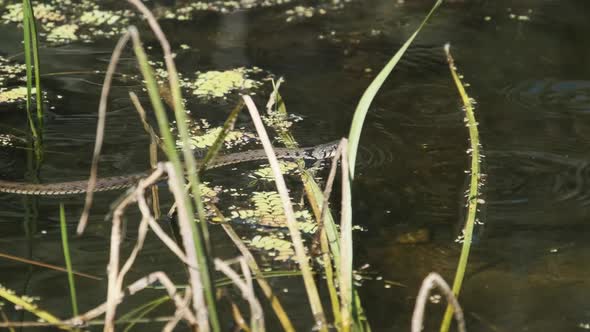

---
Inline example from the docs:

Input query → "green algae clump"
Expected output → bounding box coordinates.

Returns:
[46,23,78,43]
[178,126,254,150]
[0,87,34,104]
[79,9,121,26]
[191,68,259,98]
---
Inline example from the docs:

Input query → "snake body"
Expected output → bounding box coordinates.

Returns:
[0,141,338,196]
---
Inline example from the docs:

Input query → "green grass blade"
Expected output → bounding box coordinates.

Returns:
[59,203,79,317]
[22,0,43,164]
[27,5,43,132]
[347,0,443,178]
[439,44,482,332]
[21,0,38,140]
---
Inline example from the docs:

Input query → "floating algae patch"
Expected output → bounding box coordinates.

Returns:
[0,56,26,88]
[157,0,297,19]
[46,23,78,43]
[284,5,326,22]
[0,87,34,104]
[177,125,257,150]
[283,0,352,23]
[250,161,300,182]
[79,9,123,26]
[229,191,317,233]
[186,67,265,99]
[2,3,65,24]
[0,134,21,147]
[153,65,270,104]
[263,110,303,133]
[250,235,295,262]
[0,0,132,44]
[199,182,222,203]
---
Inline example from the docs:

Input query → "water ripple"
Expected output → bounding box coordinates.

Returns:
[501,79,590,115]
[486,149,590,213]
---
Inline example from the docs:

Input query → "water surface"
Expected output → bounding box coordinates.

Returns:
[1,0,590,331]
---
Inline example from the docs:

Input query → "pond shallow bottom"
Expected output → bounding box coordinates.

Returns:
[1,0,590,330]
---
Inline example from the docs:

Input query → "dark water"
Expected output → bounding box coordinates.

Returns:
[1,0,590,331]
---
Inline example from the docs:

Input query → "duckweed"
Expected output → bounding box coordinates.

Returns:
[2,3,65,24]
[250,235,295,262]
[178,126,256,150]
[0,134,16,147]
[285,5,326,22]
[46,23,78,43]
[251,161,300,181]
[0,56,26,88]
[79,9,121,26]
[158,0,294,19]
[189,68,261,99]
[230,191,317,233]
[0,87,34,103]
[1,0,131,44]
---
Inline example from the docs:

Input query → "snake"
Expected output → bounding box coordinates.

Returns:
[0,141,338,196]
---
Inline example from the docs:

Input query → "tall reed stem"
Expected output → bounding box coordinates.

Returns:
[60,204,79,317]
[439,43,482,332]
[22,0,43,162]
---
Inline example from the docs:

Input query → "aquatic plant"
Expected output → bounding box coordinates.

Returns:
[21,0,43,157]
[0,86,33,103]
[0,0,451,330]
[190,68,261,98]
[439,44,483,332]
[340,0,443,330]
[0,284,69,330]
[59,204,78,317]
[1,1,132,44]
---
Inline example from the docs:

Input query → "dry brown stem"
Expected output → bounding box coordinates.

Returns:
[411,272,466,332]
[78,32,131,235]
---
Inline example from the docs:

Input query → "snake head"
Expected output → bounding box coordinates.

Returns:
[309,140,339,160]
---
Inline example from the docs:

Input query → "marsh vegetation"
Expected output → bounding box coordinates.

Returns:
[0,0,589,331]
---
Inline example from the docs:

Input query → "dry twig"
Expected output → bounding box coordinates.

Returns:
[411,272,466,332]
